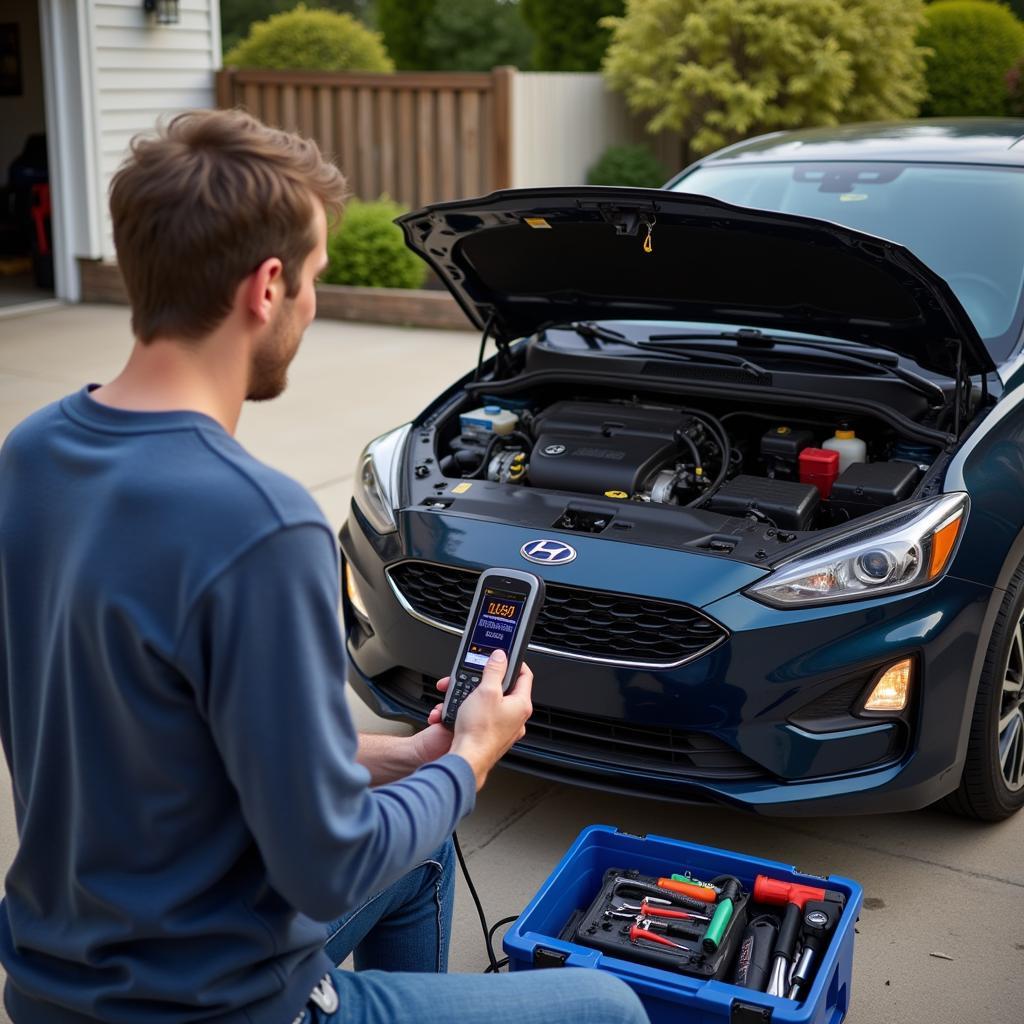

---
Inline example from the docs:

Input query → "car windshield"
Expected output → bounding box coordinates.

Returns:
[671,162,1024,364]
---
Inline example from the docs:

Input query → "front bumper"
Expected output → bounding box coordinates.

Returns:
[341,504,997,816]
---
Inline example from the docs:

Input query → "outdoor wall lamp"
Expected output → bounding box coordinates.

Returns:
[143,0,180,25]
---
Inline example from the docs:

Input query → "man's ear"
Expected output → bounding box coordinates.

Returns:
[245,257,285,326]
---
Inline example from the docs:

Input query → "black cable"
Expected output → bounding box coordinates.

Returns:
[453,830,503,973]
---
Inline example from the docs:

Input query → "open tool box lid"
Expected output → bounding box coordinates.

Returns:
[503,825,863,1024]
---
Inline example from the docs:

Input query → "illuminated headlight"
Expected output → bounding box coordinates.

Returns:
[747,492,968,608]
[352,424,411,535]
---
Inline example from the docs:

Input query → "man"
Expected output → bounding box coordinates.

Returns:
[0,110,647,1024]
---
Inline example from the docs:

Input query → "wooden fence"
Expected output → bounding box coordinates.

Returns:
[215,66,513,208]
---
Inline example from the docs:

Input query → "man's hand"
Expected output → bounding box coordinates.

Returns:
[442,650,533,791]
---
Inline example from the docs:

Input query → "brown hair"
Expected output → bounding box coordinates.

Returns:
[109,108,347,343]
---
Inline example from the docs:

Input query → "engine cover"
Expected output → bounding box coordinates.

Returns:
[529,432,678,496]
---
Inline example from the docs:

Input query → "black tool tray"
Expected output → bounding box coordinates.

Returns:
[559,866,750,980]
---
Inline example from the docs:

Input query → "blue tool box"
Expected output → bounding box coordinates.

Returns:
[504,825,862,1024]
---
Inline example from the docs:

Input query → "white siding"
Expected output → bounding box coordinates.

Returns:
[86,0,221,259]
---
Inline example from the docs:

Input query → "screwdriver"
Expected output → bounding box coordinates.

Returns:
[628,923,693,951]
[657,877,717,903]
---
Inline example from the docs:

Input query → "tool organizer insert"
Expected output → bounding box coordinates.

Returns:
[560,867,750,980]
[504,826,863,1024]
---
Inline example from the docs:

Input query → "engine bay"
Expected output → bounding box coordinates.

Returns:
[434,391,940,536]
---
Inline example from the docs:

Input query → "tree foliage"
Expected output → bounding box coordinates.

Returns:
[601,0,929,159]
[378,0,532,71]
[918,1,1024,115]
[422,0,533,71]
[324,198,427,289]
[220,1,375,56]
[521,0,624,71]
[224,5,393,71]
[376,0,435,70]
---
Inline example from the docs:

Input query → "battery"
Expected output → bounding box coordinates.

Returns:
[708,475,819,531]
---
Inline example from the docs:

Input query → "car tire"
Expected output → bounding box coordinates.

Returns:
[941,559,1024,821]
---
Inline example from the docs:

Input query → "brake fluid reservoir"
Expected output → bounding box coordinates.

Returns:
[823,428,867,472]
[459,405,519,435]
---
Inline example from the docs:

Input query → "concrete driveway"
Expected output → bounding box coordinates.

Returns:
[0,303,1021,1023]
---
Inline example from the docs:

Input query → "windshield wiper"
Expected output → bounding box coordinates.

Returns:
[572,322,771,381]
[642,328,947,407]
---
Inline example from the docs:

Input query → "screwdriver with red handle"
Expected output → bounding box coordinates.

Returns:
[629,923,693,951]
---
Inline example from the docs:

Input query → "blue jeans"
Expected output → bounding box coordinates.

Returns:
[305,838,649,1024]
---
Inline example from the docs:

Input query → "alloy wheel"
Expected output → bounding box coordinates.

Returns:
[999,613,1024,791]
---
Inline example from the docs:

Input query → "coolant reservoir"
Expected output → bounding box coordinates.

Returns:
[823,428,867,472]
[459,405,519,435]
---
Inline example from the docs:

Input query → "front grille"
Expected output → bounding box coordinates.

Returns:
[387,561,727,667]
[375,668,766,781]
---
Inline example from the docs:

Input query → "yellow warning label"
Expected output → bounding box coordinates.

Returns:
[840,193,868,202]
[524,217,552,229]
[452,482,473,494]
[604,490,629,499]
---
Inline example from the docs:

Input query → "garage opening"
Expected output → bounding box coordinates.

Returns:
[0,2,53,310]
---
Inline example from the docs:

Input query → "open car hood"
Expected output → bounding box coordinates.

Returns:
[397,187,994,378]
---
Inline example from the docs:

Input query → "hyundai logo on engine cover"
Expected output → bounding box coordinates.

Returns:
[521,539,577,565]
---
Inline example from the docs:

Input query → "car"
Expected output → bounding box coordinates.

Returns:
[339,118,1024,820]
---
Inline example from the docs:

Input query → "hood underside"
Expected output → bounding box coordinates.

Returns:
[397,187,994,378]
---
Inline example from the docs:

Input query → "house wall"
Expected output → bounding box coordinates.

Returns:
[511,72,686,189]
[83,0,221,259]
[0,0,47,178]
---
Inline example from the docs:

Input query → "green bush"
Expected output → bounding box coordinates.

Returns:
[323,198,427,289]
[918,1,1024,115]
[601,0,929,160]
[521,0,624,71]
[220,1,375,56]
[223,5,393,72]
[586,144,667,187]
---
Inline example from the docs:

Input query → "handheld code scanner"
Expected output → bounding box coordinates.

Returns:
[440,568,545,729]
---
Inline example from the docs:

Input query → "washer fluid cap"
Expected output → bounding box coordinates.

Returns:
[484,405,501,413]
[835,429,855,440]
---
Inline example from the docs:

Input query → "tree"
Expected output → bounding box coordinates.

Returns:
[220,1,375,56]
[521,0,624,71]
[223,5,393,71]
[422,0,533,71]
[376,0,435,70]
[601,0,929,160]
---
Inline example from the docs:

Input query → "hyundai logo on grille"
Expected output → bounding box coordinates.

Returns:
[521,539,577,565]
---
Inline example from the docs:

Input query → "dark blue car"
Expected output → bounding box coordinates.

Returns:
[340,119,1024,820]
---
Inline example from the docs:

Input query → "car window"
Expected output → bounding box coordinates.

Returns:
[671,162,1024,363]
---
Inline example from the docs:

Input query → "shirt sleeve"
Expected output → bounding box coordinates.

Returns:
[173,522,476,921]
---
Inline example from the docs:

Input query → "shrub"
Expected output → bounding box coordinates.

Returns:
[586,144,667,187]
[521,0,624,71]
[1009,57,1024,115]
[918,1,1024,115]
[323,198,427,290]
[223,5,393,72]
[601,0,929,160]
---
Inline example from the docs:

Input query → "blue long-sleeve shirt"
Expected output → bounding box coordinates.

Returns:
[0,387,476,1023]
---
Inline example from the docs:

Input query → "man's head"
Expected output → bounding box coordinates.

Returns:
[109,109,346,399]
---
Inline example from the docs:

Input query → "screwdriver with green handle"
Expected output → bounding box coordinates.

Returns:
[702,876,742,954]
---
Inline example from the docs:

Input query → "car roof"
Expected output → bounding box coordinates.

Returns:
[695,118,1024,167]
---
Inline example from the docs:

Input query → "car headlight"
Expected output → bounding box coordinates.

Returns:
[747,492,968,608]
[353,424,411,535]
